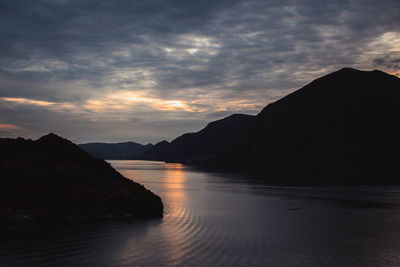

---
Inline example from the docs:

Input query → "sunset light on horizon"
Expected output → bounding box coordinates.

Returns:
[1,0,399,143]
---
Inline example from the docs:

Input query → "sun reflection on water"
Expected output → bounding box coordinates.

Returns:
[163,163,187,204]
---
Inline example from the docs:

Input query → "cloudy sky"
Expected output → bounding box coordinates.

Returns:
[0,0,399,143]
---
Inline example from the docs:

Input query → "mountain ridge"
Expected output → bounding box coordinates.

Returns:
[79,141,153,159]
[141,113,255,163]
[212,68,400,184]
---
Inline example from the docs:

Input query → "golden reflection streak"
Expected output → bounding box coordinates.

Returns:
[112,161,189,265]
[163,163,187,206]
[162,163,191,266]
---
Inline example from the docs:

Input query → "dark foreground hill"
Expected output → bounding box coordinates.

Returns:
[0,133,163,223]
[141,114,255,163]
[213,68,400,184]
[79,142,153,159]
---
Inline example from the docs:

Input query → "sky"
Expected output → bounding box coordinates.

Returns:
[0,0,399,144]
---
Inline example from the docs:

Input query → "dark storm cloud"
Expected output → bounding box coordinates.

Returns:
[373,56,400,70]
[1,0,400,142]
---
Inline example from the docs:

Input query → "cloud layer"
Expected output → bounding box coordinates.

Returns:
[1,0,399,143]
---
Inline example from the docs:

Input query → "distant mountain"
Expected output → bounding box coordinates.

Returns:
[0,133,163,223]
[141,140,171,161]
[213,68,400,184]
[141,114,255,163]
[79,142,153,159]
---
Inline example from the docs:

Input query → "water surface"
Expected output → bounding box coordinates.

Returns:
[2,160,400,266]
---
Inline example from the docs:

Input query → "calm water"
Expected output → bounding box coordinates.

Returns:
[2,160,400,266]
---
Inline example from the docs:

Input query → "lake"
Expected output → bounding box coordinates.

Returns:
[1,160,400,266]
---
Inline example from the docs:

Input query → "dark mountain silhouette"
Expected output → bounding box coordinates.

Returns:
[79,142,153,159]
[141,140,172,161]
[0,133,163,223]
[141,114,255,163]
[213,68,400,184]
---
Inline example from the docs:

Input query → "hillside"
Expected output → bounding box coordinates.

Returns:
[0,133,163,223]
[214,68,400,184]
[141,114,254,163]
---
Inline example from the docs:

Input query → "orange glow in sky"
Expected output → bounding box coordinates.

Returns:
[2,97,55,106]
[0,123,20,130]
[83,90,194,112]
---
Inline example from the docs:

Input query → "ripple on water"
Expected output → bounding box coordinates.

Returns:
[3,160,400,266]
